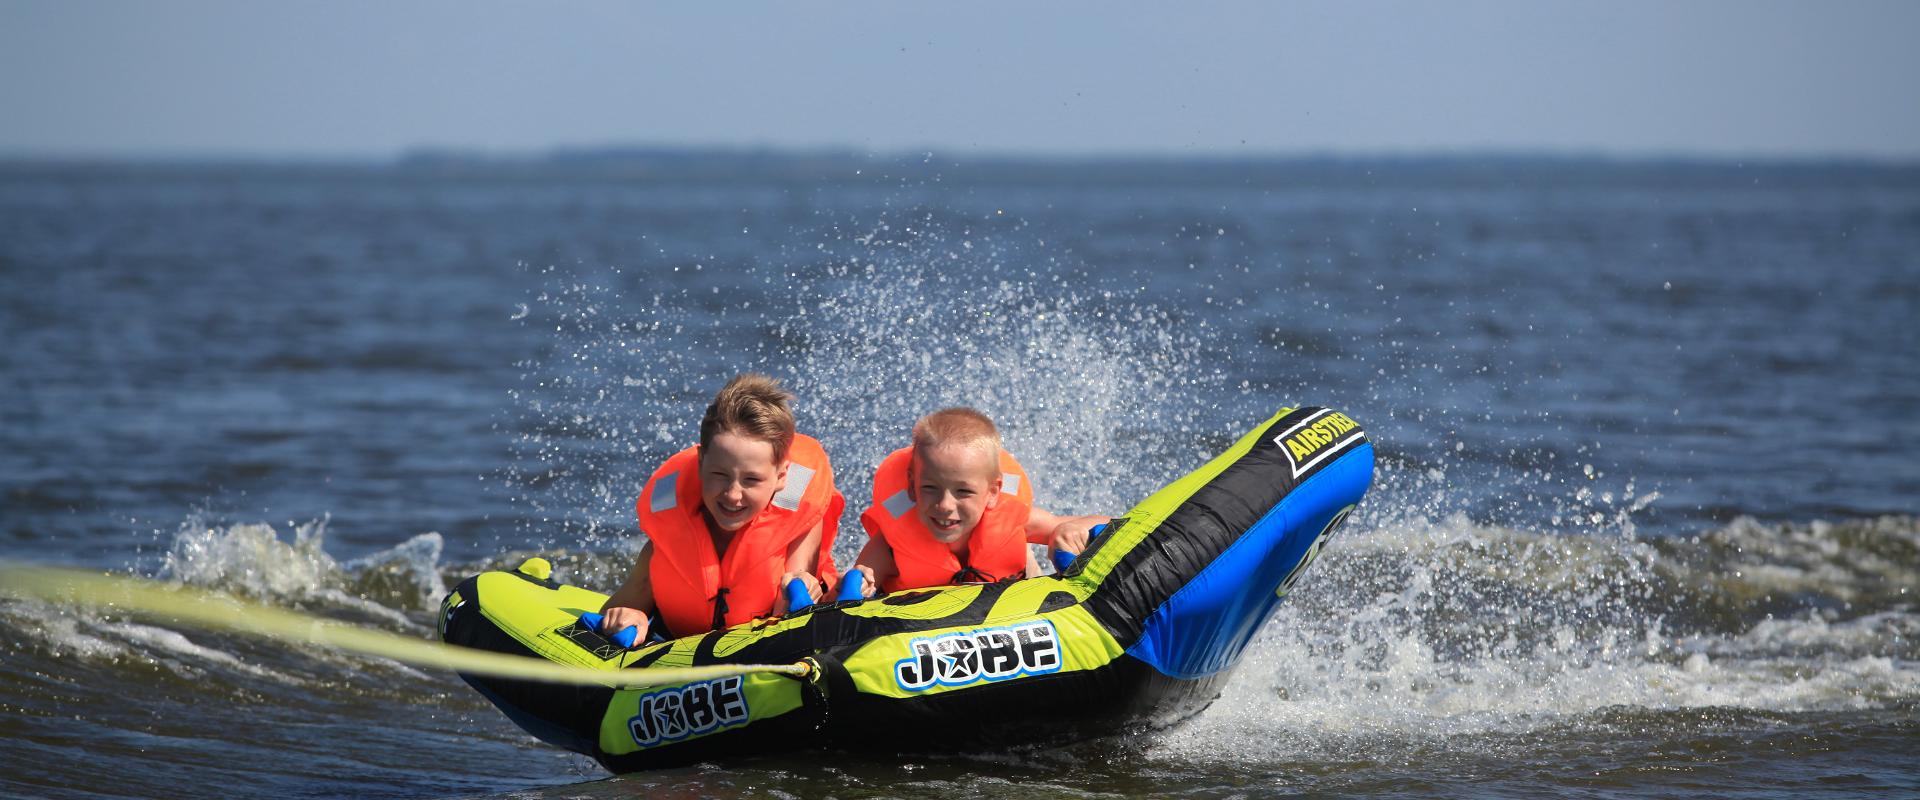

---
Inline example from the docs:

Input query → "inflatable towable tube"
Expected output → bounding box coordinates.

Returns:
[441,406,1373,772]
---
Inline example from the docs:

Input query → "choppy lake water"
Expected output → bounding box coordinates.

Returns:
[2,154,1915,798]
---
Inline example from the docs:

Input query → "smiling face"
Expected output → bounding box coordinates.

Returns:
[909,443,1002,546]
[698,430,789,533]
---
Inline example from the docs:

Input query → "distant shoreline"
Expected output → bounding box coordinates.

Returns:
[4,148,1917,188]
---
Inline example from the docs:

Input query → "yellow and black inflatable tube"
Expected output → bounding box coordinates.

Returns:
[441,406,1374,772]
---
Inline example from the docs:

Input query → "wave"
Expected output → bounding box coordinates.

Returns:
[10,510,1912,711]
[161,515,448,619]
[1141,513,1919,765]
[1652,515,1920,620]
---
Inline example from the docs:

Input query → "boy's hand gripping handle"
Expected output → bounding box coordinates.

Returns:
[577,611,639,649]
[835,569,866,603]
[784,577,815,614]
[1050,548,1078,574]
[1051,522,1109,574]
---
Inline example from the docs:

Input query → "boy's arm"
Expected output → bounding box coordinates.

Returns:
[1023,545,1044,579]
[1026,507,1113,555]
[774,521,825,613]
[845,534,898,599]
[599,542,656,638]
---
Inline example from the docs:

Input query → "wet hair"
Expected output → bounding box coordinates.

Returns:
[911,407,1002,461]
[698,373,796,463]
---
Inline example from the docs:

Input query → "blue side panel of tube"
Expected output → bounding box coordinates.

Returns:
[1124,443,1375,680]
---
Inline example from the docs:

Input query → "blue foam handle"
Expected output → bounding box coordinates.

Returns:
[579,611,638,649]
[611,625,638,649]
[784,577,814,614]
[835,570,866,602]
[1051,548,1078,573]
[1051,522,1110,575]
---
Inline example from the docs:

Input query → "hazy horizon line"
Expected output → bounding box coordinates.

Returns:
[4,142,1919,169]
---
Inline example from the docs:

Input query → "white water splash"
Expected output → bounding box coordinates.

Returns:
[158,516,448,624]
[161,516,341,599]
[1145,513,1920,765]
[505,230,1231,564]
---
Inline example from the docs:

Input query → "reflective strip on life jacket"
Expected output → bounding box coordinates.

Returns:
[772,462,814,512]
[639,434,841,637]
[650,472,679,513]
[860,446,1033,594]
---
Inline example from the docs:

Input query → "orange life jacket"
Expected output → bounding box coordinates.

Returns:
[860,446,1033,593]
[637,433,842,637]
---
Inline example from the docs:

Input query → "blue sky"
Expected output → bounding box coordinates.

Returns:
[4,1,1917,159]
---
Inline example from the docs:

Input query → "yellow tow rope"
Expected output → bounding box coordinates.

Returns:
[0,562,809,688]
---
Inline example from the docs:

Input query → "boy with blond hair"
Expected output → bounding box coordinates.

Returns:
[846,407,1106,596]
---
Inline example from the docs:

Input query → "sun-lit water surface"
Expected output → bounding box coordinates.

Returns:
[1,155,1914,798]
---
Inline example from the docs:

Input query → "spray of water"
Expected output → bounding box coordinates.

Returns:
[491,211,1919,771]
[1145,509,1920,768]
[501,213,1232,571]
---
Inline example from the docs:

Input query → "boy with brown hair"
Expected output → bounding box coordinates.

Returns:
[597,373,843,641]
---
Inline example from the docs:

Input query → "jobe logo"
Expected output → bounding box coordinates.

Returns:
[894,621,1062,691]
[627,675,749,747]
